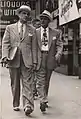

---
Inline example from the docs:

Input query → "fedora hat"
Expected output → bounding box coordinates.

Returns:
[16,5,31,15]
[39,10,52,21]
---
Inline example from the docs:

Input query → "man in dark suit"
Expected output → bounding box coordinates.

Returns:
[36,10,63,111]
[1,5,37,116]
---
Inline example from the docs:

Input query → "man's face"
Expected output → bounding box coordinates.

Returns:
[18,10,30,23]
[33,21,41,28]
[40,16,50,28]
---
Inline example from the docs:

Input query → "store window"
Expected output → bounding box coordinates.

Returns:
[61,25,68,65]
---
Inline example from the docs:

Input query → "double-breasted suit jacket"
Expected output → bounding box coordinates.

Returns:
[2,22,37,68]
[36,26,63,70]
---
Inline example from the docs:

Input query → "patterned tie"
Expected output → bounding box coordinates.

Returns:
[19,24,23,40]
[42,28,48,46]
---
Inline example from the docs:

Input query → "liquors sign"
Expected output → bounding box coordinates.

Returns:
[0,0,30,25]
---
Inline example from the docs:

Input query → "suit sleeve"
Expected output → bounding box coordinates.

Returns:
[32,28,37,64]
[2,25,11,59]
[56,30,63,56]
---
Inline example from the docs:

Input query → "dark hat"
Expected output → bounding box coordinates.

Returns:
[39,10,52,21]
[16,5,31,15]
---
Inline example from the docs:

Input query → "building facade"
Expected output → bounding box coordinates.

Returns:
[58,0,81,76]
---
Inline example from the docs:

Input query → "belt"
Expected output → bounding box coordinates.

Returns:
[41,51,48,54]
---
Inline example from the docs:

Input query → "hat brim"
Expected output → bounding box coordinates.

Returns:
[16,8,31,15]
[39,14,52,21]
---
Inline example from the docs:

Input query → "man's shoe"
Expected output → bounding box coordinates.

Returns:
[40,103,47,112]
[45,102,48,108]
[13,107,20,111]
[24,106,33,116]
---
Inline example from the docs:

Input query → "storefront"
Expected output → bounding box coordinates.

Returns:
[59,0,81,75]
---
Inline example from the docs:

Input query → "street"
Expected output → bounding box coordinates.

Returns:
[0,64,81,119]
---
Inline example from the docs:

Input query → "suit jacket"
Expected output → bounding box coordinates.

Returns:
[2,22,37,68]
[36,26,63,70]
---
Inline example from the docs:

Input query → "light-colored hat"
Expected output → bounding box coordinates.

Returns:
[16,5,31,15]
[39,10,52,21]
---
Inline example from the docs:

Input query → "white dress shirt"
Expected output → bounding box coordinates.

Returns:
[41,26,49,51]
[18,21,26,38]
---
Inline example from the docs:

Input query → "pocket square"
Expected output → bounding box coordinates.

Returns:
[53,36,56,40]
[28,33,33,37]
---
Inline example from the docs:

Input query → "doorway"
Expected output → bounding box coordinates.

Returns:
[68,23,79,75]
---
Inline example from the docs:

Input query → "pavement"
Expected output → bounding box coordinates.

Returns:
[0,64,81,119]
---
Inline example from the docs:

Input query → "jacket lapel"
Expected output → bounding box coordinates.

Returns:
[22,24,28,41]
[48,28,53,50]
[12,22,20,40]
[37,28,42,49]
[21,24,31,42]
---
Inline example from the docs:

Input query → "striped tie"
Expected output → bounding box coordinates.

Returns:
[42,28,48,46]
[20,24,23,40]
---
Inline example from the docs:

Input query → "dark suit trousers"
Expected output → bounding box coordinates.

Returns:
[36,52,48,103]
[45,69,52,97]
[9,53,34,110]
[40,52,53,98]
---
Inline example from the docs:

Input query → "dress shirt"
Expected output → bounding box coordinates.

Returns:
[41,26,49,51]
[18,21,26,38]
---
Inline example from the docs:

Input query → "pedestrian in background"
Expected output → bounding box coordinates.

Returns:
[1,5,37,116]
[32,18,41,29]
[36,10,63,111]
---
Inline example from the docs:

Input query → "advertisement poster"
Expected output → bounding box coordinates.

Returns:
[59,0,81,25]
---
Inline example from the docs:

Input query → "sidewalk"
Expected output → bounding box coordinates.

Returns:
[0,65,81,119]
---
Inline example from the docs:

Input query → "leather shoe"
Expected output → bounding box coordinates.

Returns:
[40,103,47,112]
[13,107,20,111]
[45,102,48,108]
[24,106,33,116]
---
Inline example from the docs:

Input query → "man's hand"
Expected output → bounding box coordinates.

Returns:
[1,57,9,67]
[55,53,61,61]
[33,63,37,71]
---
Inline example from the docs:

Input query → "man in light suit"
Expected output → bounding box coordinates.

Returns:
[1,5,37,116]
[36,10,63,111]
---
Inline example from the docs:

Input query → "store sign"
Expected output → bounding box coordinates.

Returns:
[59,0,81,25]
[52,9,59,18]
[0,0,30,25]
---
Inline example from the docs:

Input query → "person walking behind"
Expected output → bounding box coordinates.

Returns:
[36,10,63,109]
[1,5,37,116]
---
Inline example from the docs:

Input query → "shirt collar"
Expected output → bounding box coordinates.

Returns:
[18,21,22,27]
[41,26,49,32]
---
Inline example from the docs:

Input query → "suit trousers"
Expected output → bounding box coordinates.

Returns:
[36,52,48,103]
[40,52,53,99]
[45,69,52,97]
[9,53,34,110]
[9,68,20,108]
